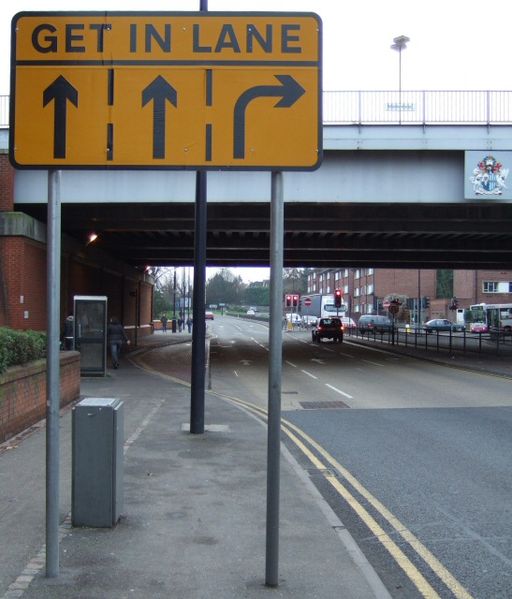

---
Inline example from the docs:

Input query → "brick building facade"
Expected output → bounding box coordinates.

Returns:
[308,267,512,322]
[0,153,154,339]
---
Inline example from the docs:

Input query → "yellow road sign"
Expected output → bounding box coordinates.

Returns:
[10,12,322,170]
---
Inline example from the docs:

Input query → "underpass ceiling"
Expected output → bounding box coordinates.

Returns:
[17,201,512,270]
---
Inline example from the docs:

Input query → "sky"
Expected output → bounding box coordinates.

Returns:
[3,0,512,283]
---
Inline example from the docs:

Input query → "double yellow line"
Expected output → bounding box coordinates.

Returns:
[216,392,474,599]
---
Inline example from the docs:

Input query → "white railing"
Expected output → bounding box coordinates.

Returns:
[323,90,512,125]
[2,91,512,128]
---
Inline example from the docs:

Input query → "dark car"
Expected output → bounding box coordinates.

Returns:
[358,314,393,334]
[312,317,344,343]
[423,318,464,333]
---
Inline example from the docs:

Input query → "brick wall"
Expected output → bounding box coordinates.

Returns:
[0,351,81,443]
[0,154,14,212]
[0,237,47,330]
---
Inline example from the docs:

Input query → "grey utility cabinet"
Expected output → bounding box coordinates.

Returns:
[72,398,124,527]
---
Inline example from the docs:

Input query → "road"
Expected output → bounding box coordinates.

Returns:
[209,315,512,599]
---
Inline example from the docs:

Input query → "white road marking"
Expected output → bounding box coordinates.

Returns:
[362,359,385,367]
[325,383,353,399]
[311,358,325,364]
[233,370,239,377]
[301,369,318,380]
[285,361,297,368]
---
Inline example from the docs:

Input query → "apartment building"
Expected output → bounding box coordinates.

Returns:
[307,268,512,321]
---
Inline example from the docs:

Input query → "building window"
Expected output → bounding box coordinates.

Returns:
[368,284,374,294]
[355,269,360,279]
[483,281,498,293]
[354,287,360,297]
[367,268,374,276]
[344,284,349,294]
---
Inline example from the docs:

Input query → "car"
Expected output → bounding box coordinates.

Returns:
[423,318,464,333]
[312,317,344,343]
[302,314,318,327]
[285,312,302,325]
[246,309,256,315]
[205,311,214,320]
[470,321,488,333]
[358,314,393,334]
[340,316,356,330]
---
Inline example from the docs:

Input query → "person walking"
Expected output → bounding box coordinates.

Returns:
[161,314,168,333]
[107,317,130,369]
[186,316,192,333]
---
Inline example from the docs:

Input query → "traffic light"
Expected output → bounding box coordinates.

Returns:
[285,294,292,308]
[292,294,299,308]
[423,296,430,308]
[334,289,343,308]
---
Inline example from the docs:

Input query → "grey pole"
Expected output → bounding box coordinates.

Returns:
[266,171,284,587]
[46,169,61,577]
[190,170,207,434]
[190,0,208,434]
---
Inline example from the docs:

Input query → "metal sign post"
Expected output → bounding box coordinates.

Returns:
[266,171,284,587]
[46,169,61,577]
[189,0,208,435]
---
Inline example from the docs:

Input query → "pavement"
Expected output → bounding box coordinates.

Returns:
[1,326,510,599]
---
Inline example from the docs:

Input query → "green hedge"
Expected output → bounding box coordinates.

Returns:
[0,328,47,375]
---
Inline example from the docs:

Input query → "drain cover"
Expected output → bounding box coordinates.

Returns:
[299,400,349,409]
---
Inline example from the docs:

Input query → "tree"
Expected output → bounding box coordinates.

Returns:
[283,268,310,294]
[243,283,269,307]
[206,269,244,305]
[436,269,453,298]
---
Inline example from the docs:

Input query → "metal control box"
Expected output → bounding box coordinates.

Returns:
[72,398,124,527]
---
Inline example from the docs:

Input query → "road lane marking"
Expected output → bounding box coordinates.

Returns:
[251,337,269,351]
[325,383,353,399]
[282,426,442,599]
[283,420,475,599]
[285,360,297,368]
[338,351,356,358]
[301,369,318,380]
[204,390,474,599]
[233,370,239,377]
[362,359,385,367]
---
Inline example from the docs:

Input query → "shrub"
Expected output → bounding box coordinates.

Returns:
[0,328,47,374]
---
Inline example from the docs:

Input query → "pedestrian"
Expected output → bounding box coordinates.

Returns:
[107,317,130,369]
[62,314,74,350]
[161,314,168,333]
[186,316,192,333]
[178,316,184,332]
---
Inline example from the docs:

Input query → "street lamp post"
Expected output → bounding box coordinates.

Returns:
[390,35,410,123]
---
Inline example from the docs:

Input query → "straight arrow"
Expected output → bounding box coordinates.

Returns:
[142,76,178,159]
[233,75,305,159]
[43,76,78,159]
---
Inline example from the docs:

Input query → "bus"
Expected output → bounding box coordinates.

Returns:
[468,303,512,333]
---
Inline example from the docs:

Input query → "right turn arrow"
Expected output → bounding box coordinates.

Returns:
[233,75,305,159]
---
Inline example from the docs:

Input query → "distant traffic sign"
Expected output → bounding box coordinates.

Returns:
[10,12,322,170]
[303,297,312,307]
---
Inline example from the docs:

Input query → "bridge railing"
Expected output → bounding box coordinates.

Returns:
[2,91,512,128]
[323,90,512,125]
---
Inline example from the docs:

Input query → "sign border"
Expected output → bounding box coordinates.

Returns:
[9,11,323,172]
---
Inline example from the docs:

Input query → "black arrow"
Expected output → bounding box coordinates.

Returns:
[142,76,178,159]
[43,76,78,159]
[233,75,305,159]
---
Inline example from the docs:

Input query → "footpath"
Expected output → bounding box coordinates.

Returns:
[0,330,390,599]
